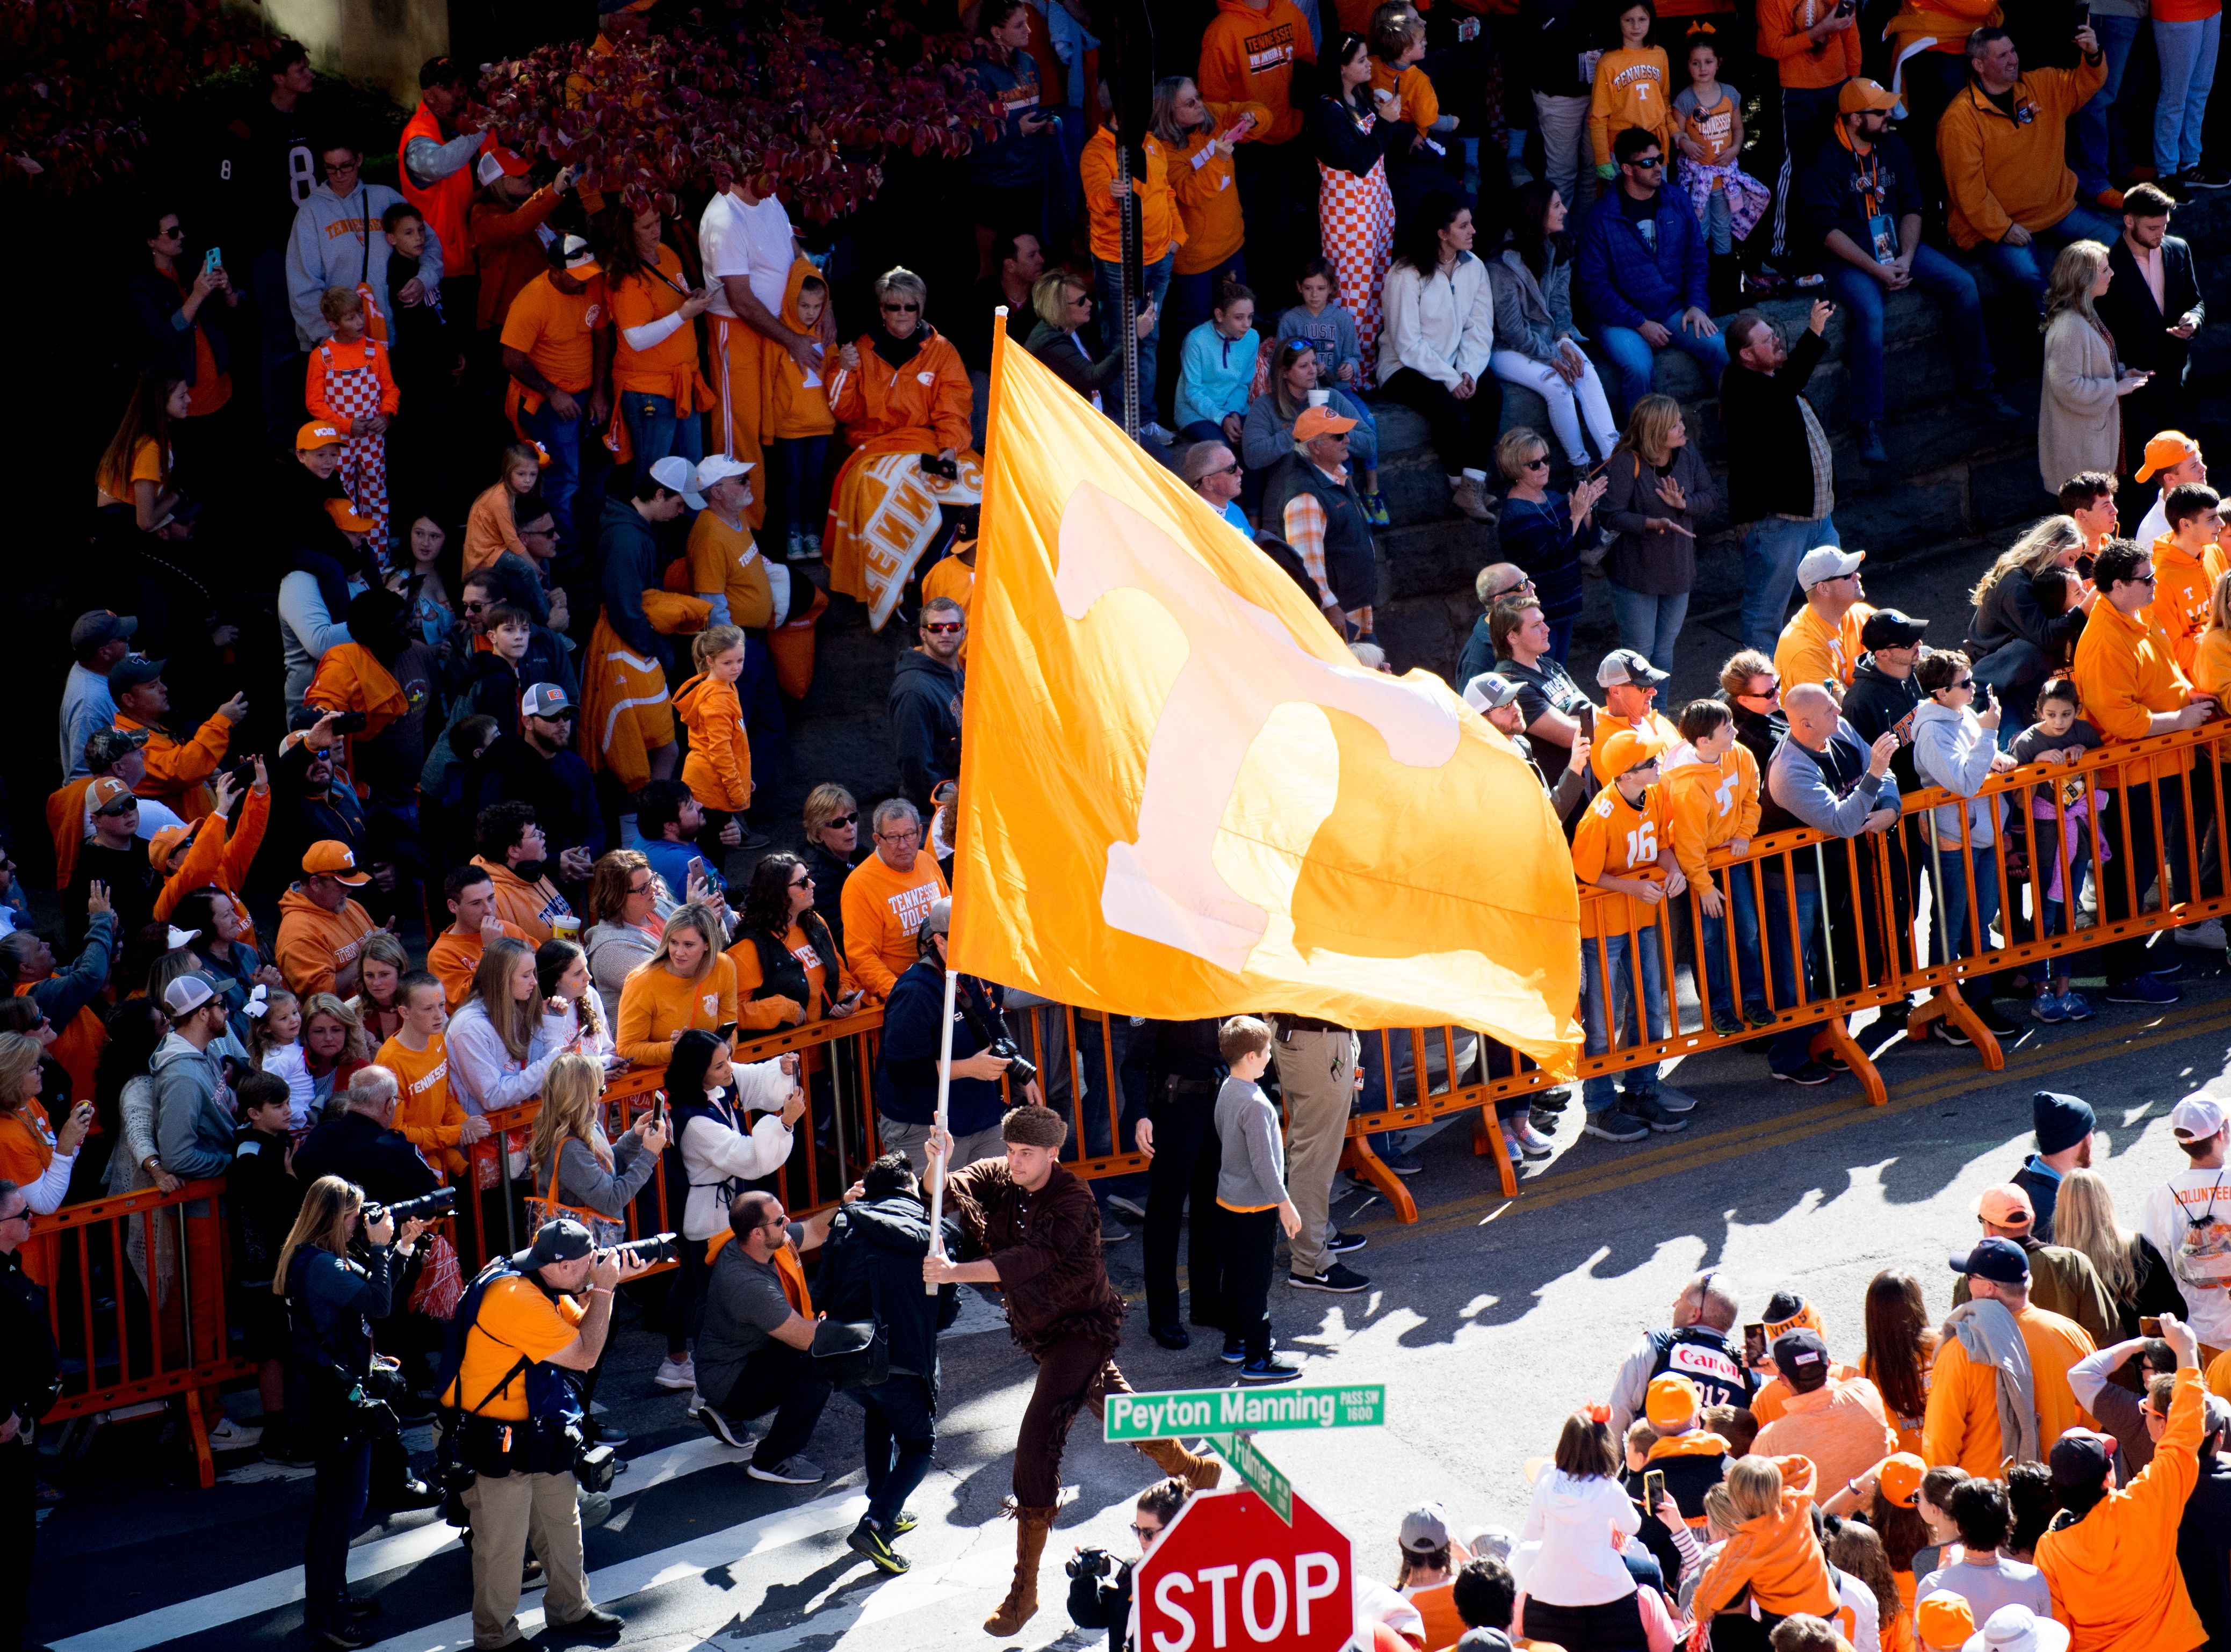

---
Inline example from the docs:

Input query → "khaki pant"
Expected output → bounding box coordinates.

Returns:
[1273,1025,1358,1280]
[463,1469,589,1648]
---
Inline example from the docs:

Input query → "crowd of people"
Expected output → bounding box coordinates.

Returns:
[9,0,2231,1647]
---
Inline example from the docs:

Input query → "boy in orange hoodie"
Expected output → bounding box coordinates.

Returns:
[1663,699,1767,1035]
[765,262,837,562]
[674,625,754,849]
[306,285,401,547]
[2148,483,2225,678]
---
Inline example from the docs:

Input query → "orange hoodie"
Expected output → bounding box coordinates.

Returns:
[840,852,949,1002]
[1197,0,1318,145]
[116,709,232,821]
[427,918,531,1009]
[305,644,413,797]
[1082,126,1185,265]
[1756,0,1864,89]
[674,670,753,815]
[1663,743,1763,886]
[273,886,378,999]
[1168,100,1272,276]
[1938,57,2107,249]
[2037,1366,2207,1652]
[1689,1455,1839,1626]
[2147,531,2226,679]
[2071,589,2198,790]
[377,1031,467,1177]
[767,258,836,441]
[153,781,268,949]
[1590,47,1676,164]
[469,854,573,945]
[614,954,739,1067]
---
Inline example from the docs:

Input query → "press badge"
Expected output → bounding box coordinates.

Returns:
[1868,213,1897,264]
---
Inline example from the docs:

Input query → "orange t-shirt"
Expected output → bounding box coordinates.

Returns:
[376,1032,466,1177]
[1572,781,1673,940]
[609,245,703,397]
[95,436,165,511]
[499,272,606,393]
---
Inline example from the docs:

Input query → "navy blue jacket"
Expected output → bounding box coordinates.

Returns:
[1576,186,1709,330]
[1796,131,1923,257]
[874,960,1008,1134]
[130,266,232,388]
[596,496,665,661]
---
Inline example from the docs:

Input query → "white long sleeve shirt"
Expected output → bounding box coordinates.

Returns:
[678,1062,799,1240]
[1376,253,1496,391]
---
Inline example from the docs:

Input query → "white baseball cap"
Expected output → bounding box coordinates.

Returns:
[695,454,755,492]
[1963,1605,2070,1652]
[2173,1093,2229,1142]
[1797,546,1866,590]
[162,973,218,1017]
[649,455,704,511]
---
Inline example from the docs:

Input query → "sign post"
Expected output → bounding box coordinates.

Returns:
[1132,1487,1356,1652]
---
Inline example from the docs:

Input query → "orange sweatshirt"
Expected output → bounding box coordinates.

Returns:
[1082,127,1185,265]
[1571,781,1672,940]
[463,482,524,574]
[674,671,753,814]
[1197,0,1318,145]
[840,853,950,1002]
[305,336,400,433]
[376,1031,467,1177]
[1938,57,2107,249]
[116,710,232,821]
[1591,47,1676,163]
[768,258,837,440]
[272,886,377,999]
[614,954,739,1067]
[469,854,573,945]
[1663,743,1764,885]
[153,781,267,948]
[2147,532,2226,678]
[1168,100,1272,276]
[726,919,861,1028]
[427,919,531,1010]
[1370,60,1441,142]
[1756,0,1865,89]
[1690,1455,1839,1622]
[2036,1366,2207,1652]
[1883,0,2002,68]
[1777,602,1875,695]
[1921,1303,2097,1474]
[2193,626,2231,706]
[2072,591,2198,789]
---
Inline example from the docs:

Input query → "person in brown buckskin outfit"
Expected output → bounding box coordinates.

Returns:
[922,1104,1221,1636]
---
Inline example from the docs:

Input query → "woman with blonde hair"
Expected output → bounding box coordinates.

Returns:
[2055,1165,2182,1338]
[277,1173,424,1643]
[1965,514,2092,726]
[348,931,413,1045]
[445,936,558,1114]
[1600,392,1716,673]
[0,1031,92,1287]
[801,784,867,947]
[2038,241,2146,491]
[301,992,373,1117]
[583,848,667,1025]
[615,903,738,1067]
[526,1051,668,1246]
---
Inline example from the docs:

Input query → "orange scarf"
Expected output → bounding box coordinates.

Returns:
[703,1227,815,1317]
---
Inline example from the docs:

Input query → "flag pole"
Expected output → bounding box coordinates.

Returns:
[925,957,959,1294]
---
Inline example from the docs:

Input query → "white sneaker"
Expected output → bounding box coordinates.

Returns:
[655,1356,696,1392]
[207,1416,263,1450]
[1139,421,1178,446]
[1504,1120,1555,1159]
[2177,918,2227,948]
[686,1388,704,1417]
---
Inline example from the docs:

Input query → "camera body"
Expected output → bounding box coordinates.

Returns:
[575,1440,618,1494]
[986,1034,1038,1088]
[1066,1545,1113,1582]
[362,1186,459,1228]
[612,1231,678,1266]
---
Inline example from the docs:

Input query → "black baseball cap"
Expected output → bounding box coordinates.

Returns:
[110,656,168,694]
[1772,1329,1832,1393]
[1860,608,1929,650]
[2048,1428,2114,1491]
[521,1218,594,1268]
[1950,1236,2031,1286]
[70,610,137,655]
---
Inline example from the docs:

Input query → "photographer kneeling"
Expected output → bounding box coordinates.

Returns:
[439,1219,648,1649]
[279,1174,430,1651]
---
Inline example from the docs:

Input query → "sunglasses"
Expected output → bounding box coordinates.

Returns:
[881,300,921,313]
[824,811,859,828]
[157,222,185,239]
[627,878,654,895]
[923,620,964,635]
[1629,155,1665,170]
[1202,458,1243,479]
[95,801,140,817]
[789,875,813,890]
[1522,457,1551,470]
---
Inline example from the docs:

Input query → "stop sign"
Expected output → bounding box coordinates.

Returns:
[1133,1486,1357,1652]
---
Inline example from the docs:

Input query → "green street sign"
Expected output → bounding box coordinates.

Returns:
[1216,1432,1293,1524]
[1103,1384,1387,1443]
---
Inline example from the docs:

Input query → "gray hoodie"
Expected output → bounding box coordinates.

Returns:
[1911,698,2004,849]
[151,1031,235,1182]
[284,179,443,349]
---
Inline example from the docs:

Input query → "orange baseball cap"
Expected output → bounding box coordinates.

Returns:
[296,422,345,451]
[1838,78,1900,113]
[2137,430,2200,482]
[1974,1182,2035,1229]
[1645,1373,1701,1430]
[1294,405,1359,443]
[1599,728,1663,778]
[149,823,194,866]
[302,840,371,885]
[1916,1592,1976,1651]
[1877,1451,1926,1508]
[88,777,138,813]
[324,497,378,534]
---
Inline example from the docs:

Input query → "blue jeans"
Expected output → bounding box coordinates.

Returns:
[770,433,830,540]
[1968,202,2124,313]
[1929,840,2001,970]
[520,393,600,553]
[739,628,784,811]
[620,389,705,474]
[2074,14,2145,194]
[1740,514,1839,654]
[1764,870,1823,1072]
[2155,14,2223,178]
[1607,584,1689,675]
[1597,314,1731,417]
[1580,929,1668,1106]
[1825,245,1995,424]
[1547,615,1576,666]
[1093,249,1175,420]
[1698,868,1766,1027]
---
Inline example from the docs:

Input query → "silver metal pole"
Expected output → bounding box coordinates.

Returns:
[925,966,960,1294]
[1117,142,1141,437]
[1813,843,1839,1001]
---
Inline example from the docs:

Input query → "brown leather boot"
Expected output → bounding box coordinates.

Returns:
[1136,1436,1223,1491]
[983,1503,1057,1636]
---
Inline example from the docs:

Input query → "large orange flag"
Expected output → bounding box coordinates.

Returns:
[950,326,1581,1066]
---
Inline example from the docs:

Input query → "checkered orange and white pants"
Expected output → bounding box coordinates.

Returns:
[321,360,389,552]
[1318,155,1396,365]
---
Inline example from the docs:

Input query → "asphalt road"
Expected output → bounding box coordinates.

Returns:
[31,538,2229,1652]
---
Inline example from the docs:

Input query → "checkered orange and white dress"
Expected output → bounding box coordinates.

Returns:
[1318,112,1397,364]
